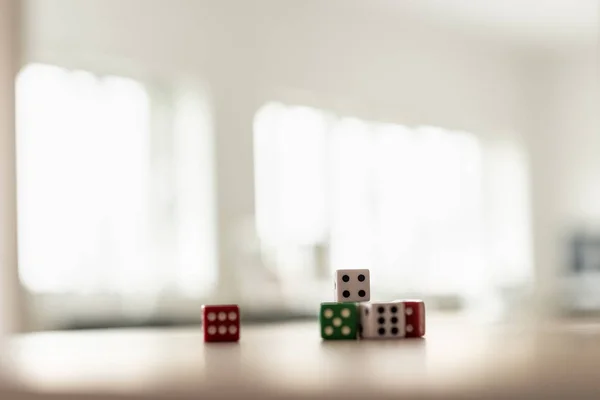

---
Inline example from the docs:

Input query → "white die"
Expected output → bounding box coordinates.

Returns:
[334,269,370,302]
[359,302,405,339]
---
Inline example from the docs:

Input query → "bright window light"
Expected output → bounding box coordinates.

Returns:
[16,64,216,299]
[253,102,532,298]
[17,64,151,294]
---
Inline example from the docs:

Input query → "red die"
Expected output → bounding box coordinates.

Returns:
[202,304,240,342]
[396,300,425,338]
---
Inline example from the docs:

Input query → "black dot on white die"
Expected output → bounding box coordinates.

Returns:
[378,327,385,336]
[358,290,366,297]
[343,290,350,298]
[391,327,399,335]
[358,274,365,282]
[364,308,369,316]
[377,306,385,314]
[378,317,385,324]
[342,275,350,282]
[391,306,398,313]
[391,316,398,324]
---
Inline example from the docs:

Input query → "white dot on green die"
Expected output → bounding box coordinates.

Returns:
[341,308,351,318]
[323,308,334,319]
[324,326,334,336]
[341,326,351,336]
[333,317,342,327]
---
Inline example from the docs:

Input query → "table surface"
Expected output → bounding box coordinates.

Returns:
[1,316,600,400]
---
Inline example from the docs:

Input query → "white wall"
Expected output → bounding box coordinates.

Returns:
[0,0,21,337]
[522,45,599,314]
[25,0,522,132]
[22,0,526,300]
[550,50,600,222]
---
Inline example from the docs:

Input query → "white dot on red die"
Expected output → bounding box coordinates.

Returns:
[406,324,413,333]
[406,307,413,316]
[218,325,227,335]
[228,325,238,334]
[323,308,333,319]
[341,308,351,318]
[218,312,227,321]
[207,312,216,321]
[208,326,217,335]
[228,312,237,321]
[333,317,342,327]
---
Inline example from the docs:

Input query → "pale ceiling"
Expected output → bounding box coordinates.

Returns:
[394,0,598,46]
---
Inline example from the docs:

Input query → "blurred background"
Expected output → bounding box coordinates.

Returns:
[3,0,599,331]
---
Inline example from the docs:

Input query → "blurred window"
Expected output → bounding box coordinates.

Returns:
[16,64,216,327]
[254,102,532,302]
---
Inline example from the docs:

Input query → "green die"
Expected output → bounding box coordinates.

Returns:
[320,302,358,340]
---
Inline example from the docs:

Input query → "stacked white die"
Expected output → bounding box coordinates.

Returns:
[334,268,424,339]
[334,269,371,302]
